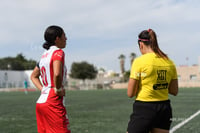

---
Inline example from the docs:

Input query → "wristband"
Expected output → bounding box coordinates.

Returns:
[54,87,62,92]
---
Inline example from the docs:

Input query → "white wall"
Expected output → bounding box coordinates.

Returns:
[0,70,34,88]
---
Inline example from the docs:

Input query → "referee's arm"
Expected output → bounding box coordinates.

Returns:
[168,79,178,96]
[127,78,139,98]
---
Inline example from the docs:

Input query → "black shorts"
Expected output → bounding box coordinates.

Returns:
[127,100,172,133]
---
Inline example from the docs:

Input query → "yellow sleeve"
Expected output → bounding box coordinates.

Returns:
[130,58,141,80]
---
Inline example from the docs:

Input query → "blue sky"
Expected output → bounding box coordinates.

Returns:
[1,0,200,72]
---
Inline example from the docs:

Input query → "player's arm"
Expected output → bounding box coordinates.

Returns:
[168,79,178,96]
[53,60,65,96]
[30,66,43,90]
[127,78,139,98]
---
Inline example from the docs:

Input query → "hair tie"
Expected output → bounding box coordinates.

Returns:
[148,29,152,32]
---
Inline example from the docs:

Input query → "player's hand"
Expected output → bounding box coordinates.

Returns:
[54,87,65,96]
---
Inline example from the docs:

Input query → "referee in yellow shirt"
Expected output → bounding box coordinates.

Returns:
[127,29,178,133]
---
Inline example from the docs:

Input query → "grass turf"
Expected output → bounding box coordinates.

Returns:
[0,88,200,133]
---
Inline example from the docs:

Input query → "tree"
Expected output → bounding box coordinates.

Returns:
[70,61,98,81]
[99,67,106,73]
[16,53,26,62]
[118,54,126,74]
[130,53,136,66]
[124,70,130,82]
[0,53,36,70]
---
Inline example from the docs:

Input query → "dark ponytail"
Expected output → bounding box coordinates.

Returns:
[138,29,168,59]
[42,25,64,50]
[43,42,54,50]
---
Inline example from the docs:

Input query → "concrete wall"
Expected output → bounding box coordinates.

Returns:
[0,70,33,88]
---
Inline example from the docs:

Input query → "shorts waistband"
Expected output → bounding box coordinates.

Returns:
[135,100,170,104]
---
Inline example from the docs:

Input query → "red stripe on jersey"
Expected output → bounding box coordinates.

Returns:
[49,49,65,88]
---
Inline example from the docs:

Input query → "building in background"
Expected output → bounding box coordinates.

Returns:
[177,64,200,88]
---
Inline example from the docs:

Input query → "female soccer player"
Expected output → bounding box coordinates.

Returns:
[127,29,178,133]
[31,25,71,133]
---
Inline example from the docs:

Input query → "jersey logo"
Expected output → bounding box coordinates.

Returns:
[55,53,62,57]
[135,72,147,79]
[153,70,168,90]
[157,70,167,80]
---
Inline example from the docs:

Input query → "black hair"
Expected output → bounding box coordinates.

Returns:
[43,25,64,50]
[138,29,168,59]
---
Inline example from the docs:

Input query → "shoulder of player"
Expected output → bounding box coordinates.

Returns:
[132,53,156,67]
[50,46,64,55]
[54,49,65,55]
[134,54,150,63]
[52,49,65,60]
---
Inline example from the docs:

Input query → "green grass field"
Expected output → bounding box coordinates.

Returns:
[0,88,200,133]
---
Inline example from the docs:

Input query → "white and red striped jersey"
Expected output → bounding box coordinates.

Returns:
[37,46,67,104]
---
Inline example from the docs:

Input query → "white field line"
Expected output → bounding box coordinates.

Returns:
[170,110,200,133]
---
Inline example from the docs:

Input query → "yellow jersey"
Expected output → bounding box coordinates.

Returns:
[130,53,177,102]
